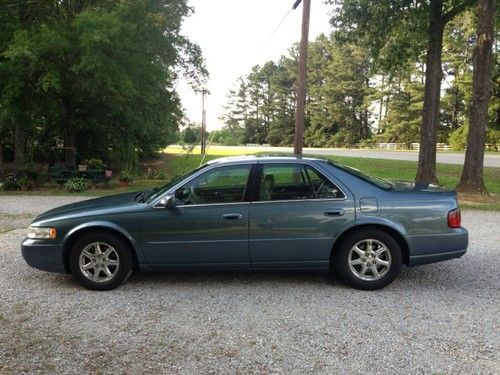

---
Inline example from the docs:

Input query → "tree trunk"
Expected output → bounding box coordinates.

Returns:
[416,0,445,185]
[0,137,4,178]
[14,122,26,175]
[62,97,76,166]
[457,0,495,194]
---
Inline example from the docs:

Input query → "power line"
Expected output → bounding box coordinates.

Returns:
[256,2,299,58]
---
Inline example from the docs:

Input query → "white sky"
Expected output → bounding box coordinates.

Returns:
[176,0,333,131]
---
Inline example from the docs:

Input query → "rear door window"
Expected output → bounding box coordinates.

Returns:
[258,164,344,201]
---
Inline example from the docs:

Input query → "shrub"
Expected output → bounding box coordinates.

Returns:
[1,180,21,191]
[448,125,468,151]
[65,177,88,192]
[119,170,134,183]
[86,159,105,170]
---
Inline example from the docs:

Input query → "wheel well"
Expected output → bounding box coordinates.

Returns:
[63,227,139,273]
[330,224,410,267]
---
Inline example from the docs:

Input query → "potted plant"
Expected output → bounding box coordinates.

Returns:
[78,160,88,171]
[86,159,105,171]
[119,170,134,186]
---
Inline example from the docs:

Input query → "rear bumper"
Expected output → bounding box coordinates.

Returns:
[406,228,468,266]
[21,238,66,273]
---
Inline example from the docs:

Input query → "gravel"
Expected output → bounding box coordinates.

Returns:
[0,196,499,374]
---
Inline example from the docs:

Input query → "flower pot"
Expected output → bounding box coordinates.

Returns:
[78,165,87,171]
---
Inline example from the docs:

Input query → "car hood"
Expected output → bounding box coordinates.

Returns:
[33,192,142,222]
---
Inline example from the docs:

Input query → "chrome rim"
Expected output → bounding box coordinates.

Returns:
[79,242,120,283]
[348,239,391,281]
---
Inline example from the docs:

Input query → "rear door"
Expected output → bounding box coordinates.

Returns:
[248,162,355,269]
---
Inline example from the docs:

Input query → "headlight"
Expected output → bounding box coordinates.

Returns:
[27,226,57,239]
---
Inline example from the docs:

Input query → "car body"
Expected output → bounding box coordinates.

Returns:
[21,156,468,290]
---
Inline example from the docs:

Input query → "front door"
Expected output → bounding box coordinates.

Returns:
[249,163,355,269]
[142,164,253,269]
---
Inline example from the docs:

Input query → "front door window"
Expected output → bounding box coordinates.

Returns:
[175,165,251,205]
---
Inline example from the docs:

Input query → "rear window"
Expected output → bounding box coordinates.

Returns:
[326,161,393,190]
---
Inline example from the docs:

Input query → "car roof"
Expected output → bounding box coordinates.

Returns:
[206,155,325,165]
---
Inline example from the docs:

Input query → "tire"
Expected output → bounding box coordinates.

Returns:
[70,231,134,291]
[332,229,402,290]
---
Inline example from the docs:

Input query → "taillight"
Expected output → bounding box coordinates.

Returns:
[448,209,461,228]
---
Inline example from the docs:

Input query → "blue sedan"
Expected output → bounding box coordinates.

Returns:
[22,156,468,290]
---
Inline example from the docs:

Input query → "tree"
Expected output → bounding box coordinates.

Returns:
[0,0,207,172]
[330,0,474,184]
[377,65,425,145]
[457,0,496,194]
[306,35,373,147]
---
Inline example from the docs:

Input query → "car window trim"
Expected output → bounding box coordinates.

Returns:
[254,162,347,202]
[251,197,347,204]
[151,162,256,208]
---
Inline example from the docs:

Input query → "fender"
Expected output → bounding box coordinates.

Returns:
[64,221,147,265]
[354,215,408,237]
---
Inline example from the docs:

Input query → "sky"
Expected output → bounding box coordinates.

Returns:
[176,0,333,131]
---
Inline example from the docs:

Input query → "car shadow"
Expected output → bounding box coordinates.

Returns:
[125,269,349,289]
[38,258,487,294]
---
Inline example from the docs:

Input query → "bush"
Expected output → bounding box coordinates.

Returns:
[487,129,500,150]
[65,177,88,192]
[1,179,21,191]
[448,125,468,151]
[86,159,105,170]
[119,170,134,183]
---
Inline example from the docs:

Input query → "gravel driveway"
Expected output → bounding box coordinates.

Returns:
[0,196,499,374]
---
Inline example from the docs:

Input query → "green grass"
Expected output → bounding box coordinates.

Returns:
[1,152,499,210]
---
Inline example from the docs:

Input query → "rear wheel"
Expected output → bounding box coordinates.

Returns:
[70,231,133,291]
[333,229,402,290]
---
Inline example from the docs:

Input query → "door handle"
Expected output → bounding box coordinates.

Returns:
[324,209,344,217]
[222,213,243,221]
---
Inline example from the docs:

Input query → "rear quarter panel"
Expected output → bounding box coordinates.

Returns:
[312,161,465,261]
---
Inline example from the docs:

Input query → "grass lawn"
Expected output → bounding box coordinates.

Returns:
[2,152,499,210]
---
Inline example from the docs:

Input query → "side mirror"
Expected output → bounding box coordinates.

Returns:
[158,195,175,208]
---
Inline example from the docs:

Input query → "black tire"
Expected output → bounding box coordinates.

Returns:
[70,231,134,291]
[332,229,402,290]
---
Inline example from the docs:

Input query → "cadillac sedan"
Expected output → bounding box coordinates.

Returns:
[22,156,468,291]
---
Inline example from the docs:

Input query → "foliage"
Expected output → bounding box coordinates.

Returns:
[0,0,207,171]
[449,125,500,151]
[1,178,22,191]
[219,6,498,155]
[306,36,373,147]
[119,170,134,183]
[181,124,201,145]
[222,52,298,146]
[211,128,244,146]
[64,177,88,192]
[449,125,469,150]
[86,159,105,171]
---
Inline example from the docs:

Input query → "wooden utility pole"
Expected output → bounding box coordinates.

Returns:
[293,0,311,157]
[201,90,207,155]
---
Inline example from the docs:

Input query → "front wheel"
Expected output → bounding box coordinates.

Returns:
[332,229,402,290]
[70,231,133,291]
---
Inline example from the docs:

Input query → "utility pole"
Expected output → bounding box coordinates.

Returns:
[293,0,311,157]
[201,89,207,155]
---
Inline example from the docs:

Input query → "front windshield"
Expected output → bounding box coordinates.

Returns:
[326,160,393,190]
[143,164,209,203]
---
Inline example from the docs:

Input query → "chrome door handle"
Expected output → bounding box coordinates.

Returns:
[222,213,243,221]
[324,209,344,217]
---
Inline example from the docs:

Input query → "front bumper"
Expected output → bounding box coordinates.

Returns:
[21,238,66,273]
[406,227,468,266]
